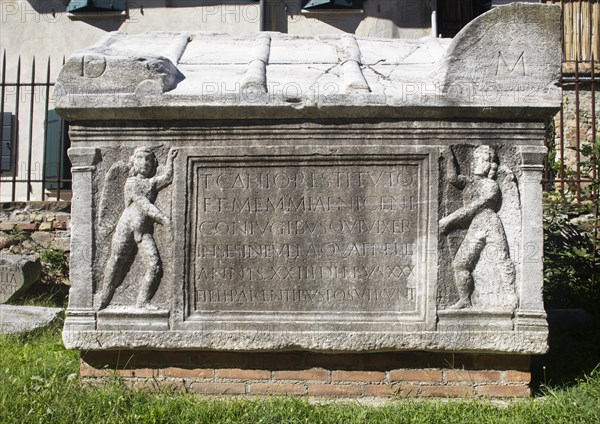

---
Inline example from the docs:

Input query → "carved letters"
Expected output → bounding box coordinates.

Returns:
[190,162,423,314]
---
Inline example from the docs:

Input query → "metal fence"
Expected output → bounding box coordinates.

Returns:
[542,1,599,199]
[0,51,70,202]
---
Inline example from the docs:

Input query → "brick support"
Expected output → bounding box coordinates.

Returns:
[80,351,532,399]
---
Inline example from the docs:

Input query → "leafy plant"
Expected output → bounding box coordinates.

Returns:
[543,135,600,313]
[6,227,29,244]
[38,248,68,281]
[543,212,600,312]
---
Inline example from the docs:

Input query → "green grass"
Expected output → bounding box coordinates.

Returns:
[1,323,600,424]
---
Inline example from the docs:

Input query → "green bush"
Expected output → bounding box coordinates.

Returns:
[543,212,600,312]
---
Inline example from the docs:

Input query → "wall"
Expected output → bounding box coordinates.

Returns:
[80,350,532,398]
[0,202,70,254]
[552,82,600,187]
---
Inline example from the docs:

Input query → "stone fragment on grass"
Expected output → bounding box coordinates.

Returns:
[0,255,42,303]
[0,304,63,334]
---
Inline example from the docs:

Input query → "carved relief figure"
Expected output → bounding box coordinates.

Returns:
[439,146,517,310]
[96,148,177,310]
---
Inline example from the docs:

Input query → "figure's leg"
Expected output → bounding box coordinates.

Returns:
[97,229,134,310]
[450,225,486,309]
[136,234,162,308]
[486,214,517,308]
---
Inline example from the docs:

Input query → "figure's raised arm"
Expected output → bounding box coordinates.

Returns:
[441,147,468,189]
[154,149,178,190]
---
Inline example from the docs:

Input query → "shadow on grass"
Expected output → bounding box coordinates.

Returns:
[7,281,69,309]
[531,310,600,393]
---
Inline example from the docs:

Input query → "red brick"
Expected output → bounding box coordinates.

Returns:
[80,378,107,387]
[116,368,158,378]
[307,384,362,397]
[248,383,306,395]
[477,385,530,398]
[389,369,443,382]
[506,370,530,383]
[274,369,328,381]
[80,362,113,377]
[123,378,158,390]
[420,385,473,398]
[155,380,187,391]
[51,221,68,230]
[445,370,501,383]
[162,367,214,379]
[332,370,385,382]
[189,382,246,395]
[476,354,530,370]
[217,368,271,380]
[16,223,37,231]
[394,384,420,398]
[365,384,398,397]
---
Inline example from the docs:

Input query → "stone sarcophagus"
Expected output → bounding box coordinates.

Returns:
[57,4,560,355]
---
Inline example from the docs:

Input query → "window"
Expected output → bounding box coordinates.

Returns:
[44,111,71,191]
[437,0,491,38]
[67,0,127,19]
[1,112,13,172]
[302,0,363,10]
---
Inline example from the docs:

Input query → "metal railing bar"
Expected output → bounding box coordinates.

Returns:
[26,57,35,201]
[41,58,51,202]
[11,57,21,202]
[0,50,6,201]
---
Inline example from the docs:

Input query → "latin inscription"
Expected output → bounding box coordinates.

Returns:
[191,163,423,313]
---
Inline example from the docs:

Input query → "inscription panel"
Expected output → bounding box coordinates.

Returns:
[187,157,431,321]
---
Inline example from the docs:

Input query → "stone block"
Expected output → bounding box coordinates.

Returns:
[0,232,12,250]
[58,3,557,367]
[38,222,53,231]
[0,255,42,303]
[0,305,63,334]
[30,231,55,248]
[0,223,14,231]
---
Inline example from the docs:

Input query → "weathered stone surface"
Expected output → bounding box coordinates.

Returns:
[55,4,561,122]
[58,4,559,354]
[0,255,42,303]
[0,305,63,334]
